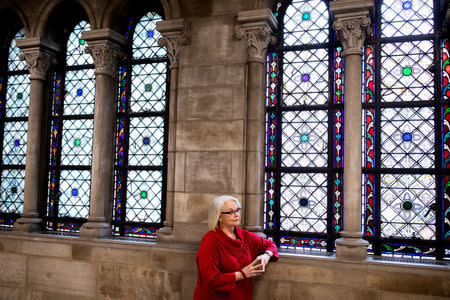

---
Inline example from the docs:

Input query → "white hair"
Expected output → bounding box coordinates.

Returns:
[208,195,241,232]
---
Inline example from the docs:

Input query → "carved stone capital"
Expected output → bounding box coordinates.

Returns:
[235,25,272,63]
[85,42,123,76]
[16,37,59,81]
[19,50,56,80]
[333,16,372,56]
[158,35,188,69]
[235,9,277,63]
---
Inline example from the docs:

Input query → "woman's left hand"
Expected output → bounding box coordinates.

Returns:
[255,253,271,271]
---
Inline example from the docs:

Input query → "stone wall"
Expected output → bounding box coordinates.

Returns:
[0,232,449,300]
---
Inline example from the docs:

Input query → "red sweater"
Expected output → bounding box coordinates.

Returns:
[193,227,278,300]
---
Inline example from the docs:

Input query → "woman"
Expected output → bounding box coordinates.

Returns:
[194,195,278,300]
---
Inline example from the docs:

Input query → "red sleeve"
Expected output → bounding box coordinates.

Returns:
[196,233,237,292]
[243,229,279,262]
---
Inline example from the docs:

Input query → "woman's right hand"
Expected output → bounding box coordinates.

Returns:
[241,257,265,278]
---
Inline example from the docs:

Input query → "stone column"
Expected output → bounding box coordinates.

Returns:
[235,9,277,234]
[14,38,59,232]
[155,19,187,240]
[79,29,125,238]
[330,2,373,259]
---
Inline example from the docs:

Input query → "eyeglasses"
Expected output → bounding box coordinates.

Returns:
[220,208,241,215]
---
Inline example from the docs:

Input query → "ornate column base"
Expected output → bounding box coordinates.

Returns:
[13,213,42,232]
[335,231,369,260]
[80,218,111,238]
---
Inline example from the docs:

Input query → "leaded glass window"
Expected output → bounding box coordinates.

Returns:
[265,0,343,251]
[113,12,168,239]
[46,21,94,232]
[362,0,447,259]
[0,28,28,229]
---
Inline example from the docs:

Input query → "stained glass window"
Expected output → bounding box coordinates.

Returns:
[0,28,28,229]
[46,21,94,232]
[265,0,343,252]
[113,12,168,239]
[362,0,446,259]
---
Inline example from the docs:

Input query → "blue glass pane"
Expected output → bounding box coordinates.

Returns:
[381,107,434,168]
[66,21,93,66]
[8,28,26,71]
[132,12,166,59]
[58,170,91,218]
[283,0,329,46]
[381,0,434,37]
[128,117,164,166]
[60,119,93,166]
[131,62,167,112]
[2,121,27,165]
[64,69,95,115]
[0,169,25,213]
[280,172,327,233]
[6,74,30,117]
[126,170,162,223]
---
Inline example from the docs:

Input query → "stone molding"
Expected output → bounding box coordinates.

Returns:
[156,19,188,69]
[16,38,59,81]
[333,16,372,55]
[235,9,278,63]
[82,29,126,77]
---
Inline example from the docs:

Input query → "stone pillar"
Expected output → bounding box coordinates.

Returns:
[330,1,373,260]
[235,9,277,234]
[14,38,59,232]
[155,19,187,240]
[79,29,125,238]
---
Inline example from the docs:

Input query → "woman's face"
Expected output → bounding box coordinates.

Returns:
[219,200,241,228]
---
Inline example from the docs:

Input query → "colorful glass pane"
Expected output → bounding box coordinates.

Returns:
[283,0,329,45]
[282,110,328,168]
[381,41,434,102]
[128,117,164,166]
[0,169,24,214]
[64,69,95,115]
[334,109,343,168]
[363,109,375,168]
[381,0,433,38]
[443,39,450,101]
[2,121,27,165]
[444,176,450,241]
[124,226,158,238]
[66,21,93,66]
[132,12,166,59]
[7,28,26,71]
[283,49,329,106]
[58,170,91,218]
[381,174,435,239]
[362,173,375,236]
[333,172,343,234]
[279,236,327,251]
[364,45,374,103]
[60,119,93,166]
[131,62,167,112]
[280,172,327,233]
[381,107,434,168]
[126,170,162,223]
[266,112,276,167]
[267,52,278,107]
[334,47,344,104]
[265,172,276,231]
[6,74,29,117]
[381,243,436,258]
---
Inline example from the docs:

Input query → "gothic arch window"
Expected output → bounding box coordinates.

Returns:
[265,0,343,251]
[0,27,28,229]
[113,11,168,238]
[362,0,447,259]
[45,20,95,232]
